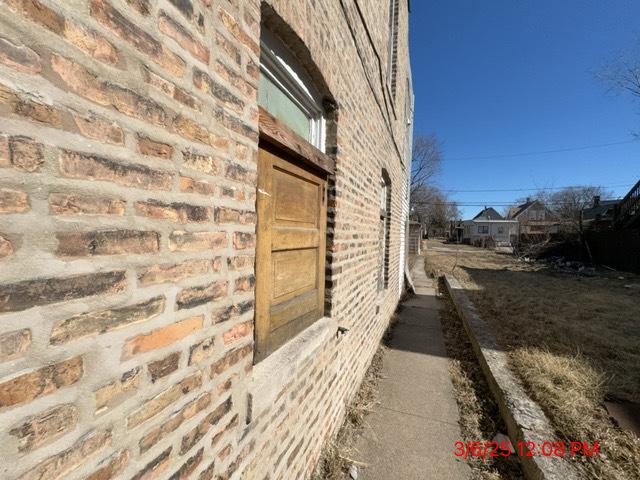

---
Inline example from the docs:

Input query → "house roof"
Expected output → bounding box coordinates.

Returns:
[507,200,536,219]
[472,207,503,221]
[582,200,619,221]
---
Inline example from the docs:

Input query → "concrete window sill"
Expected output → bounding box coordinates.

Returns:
[249,316,338,421]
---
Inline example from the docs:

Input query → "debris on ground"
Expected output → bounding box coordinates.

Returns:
[543,256,597,275]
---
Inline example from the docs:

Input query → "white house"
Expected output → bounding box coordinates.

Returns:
[462,207,519,245]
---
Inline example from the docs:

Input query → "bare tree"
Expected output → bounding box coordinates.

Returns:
[549,186,612,232]
[408,134,457,236]
[601,58,640,99]
[410,134,442,198]
[410,185,459,236]
[600,43,640,135]
[505,187,613,230]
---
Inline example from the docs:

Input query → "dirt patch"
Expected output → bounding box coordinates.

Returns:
[439,281,524,480]
[426,240,640,479]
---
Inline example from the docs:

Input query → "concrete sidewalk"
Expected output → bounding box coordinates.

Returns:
[352,258,470,479]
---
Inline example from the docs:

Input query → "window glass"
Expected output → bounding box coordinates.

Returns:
[259,29,325,150]
[259,73,311,140]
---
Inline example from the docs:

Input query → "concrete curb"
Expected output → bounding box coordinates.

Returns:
[443,273,580,480]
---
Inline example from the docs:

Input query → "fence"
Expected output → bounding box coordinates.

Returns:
[585,229,640,273]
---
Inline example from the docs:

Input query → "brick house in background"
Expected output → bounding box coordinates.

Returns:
[0,1,413,479]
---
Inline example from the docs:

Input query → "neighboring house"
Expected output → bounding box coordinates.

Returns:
[507,198,559,235]
[0,2,413,480]
[583,181,640,272]
[612,179,640,229]
[462,207,519,245]
[582,195,621,229]
[582,180,640,231]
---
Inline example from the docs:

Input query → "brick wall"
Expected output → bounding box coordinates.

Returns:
[0,1,413,479]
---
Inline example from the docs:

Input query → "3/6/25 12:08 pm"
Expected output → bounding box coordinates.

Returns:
[454,441,600,459]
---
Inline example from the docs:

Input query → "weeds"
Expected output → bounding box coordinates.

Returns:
[311,344,386,480]
[439,282,523,480]
[512,348,640,479]
[426,239,640,480]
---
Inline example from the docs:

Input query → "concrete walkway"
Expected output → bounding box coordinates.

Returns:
[352,258,470,479]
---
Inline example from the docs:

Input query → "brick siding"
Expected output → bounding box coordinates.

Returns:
[0,0,412,478]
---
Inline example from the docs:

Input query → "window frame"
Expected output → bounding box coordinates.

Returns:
[386,0,400,98]
[478,225,489,234]
[259,30,326,151]
[379,173,391,291]
[255,29,336,364]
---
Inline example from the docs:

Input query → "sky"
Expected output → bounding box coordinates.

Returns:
[409,0,640,219]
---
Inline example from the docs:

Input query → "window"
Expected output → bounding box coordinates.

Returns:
[258,29,325,150]
[478,225,489,234]
[387,0,399,98]
[378,173,391,291]
[498,226,504,234]
[255,26,333,362]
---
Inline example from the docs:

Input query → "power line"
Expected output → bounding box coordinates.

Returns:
[440,183,635,193]
[445,139,638,161]
[412,198,623,207]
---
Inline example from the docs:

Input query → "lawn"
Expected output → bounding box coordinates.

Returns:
[424,239,640,479]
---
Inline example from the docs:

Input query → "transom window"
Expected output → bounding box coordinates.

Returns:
[258,29,325,150]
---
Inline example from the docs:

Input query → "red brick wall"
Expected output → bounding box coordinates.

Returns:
[0,1,412,479]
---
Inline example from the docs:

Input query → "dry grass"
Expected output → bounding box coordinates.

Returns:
[425,240,640,479]
[439,282,523,480]
[512,349,640,479]
[311,344,387,480]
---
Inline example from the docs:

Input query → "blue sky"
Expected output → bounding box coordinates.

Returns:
[409,0,640,218]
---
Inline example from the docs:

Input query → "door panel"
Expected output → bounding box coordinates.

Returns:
[255,146,327,361]
[272,249,317,301]
[273,167,319,226]
[272,228,319,250]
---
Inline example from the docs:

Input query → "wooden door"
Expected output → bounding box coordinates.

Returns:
[255,146,327,361]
